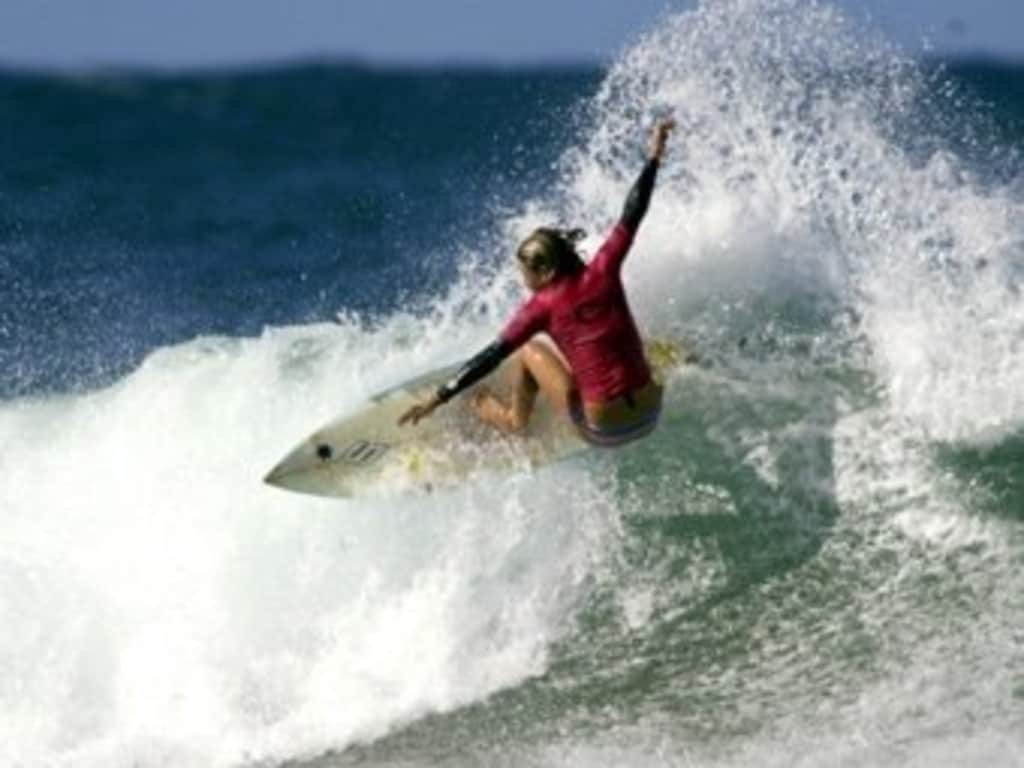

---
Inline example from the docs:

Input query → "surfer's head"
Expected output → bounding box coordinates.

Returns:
[516,227,586,289]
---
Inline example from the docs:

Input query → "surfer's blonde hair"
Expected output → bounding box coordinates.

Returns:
[517,227,586,277]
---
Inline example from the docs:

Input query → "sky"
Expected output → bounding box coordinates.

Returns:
[0,0,1021,70]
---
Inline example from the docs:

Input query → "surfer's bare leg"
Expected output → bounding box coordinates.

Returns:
[473,340,572,434]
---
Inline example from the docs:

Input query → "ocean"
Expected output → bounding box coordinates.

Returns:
[2,0,1023,766]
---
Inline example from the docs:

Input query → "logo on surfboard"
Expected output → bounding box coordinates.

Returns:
[327,440,391,466]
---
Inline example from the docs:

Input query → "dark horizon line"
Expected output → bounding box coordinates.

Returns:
[0,52,609,78]
[1,49,1022,79]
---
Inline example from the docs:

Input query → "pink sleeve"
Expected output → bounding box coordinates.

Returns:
[590,222,636,275]
[499,295,548,349]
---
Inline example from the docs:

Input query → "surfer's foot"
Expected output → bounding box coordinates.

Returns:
[471,387,524,434]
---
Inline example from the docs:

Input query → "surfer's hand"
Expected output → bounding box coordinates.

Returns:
[649,117,676,161]
[398,396,441,427]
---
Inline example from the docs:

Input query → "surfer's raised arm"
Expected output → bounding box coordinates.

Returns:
[620,118,674,233]
[588,117,674,276]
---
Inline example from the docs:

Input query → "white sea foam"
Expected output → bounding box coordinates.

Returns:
[0,321,620,767]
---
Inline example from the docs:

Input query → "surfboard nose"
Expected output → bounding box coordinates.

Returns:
[263,460,287,487]
[263,440,318,488]
[262,461,287,486]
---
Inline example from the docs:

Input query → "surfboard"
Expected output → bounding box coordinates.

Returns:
[263,338,690,499]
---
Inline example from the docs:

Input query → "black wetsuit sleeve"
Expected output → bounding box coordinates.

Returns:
[436,339,514,403]
[619,157,660,233]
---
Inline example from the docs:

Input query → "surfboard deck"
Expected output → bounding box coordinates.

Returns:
[263,338,691,499]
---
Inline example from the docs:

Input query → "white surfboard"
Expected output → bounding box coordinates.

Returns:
[263,338,689,499]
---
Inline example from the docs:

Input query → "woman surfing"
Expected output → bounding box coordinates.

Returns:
[399,118,675,447]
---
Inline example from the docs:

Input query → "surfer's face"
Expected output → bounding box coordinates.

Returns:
[516,237,557,291]
[519,261,554,292]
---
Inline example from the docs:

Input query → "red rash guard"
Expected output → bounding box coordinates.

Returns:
[499,222,651,403]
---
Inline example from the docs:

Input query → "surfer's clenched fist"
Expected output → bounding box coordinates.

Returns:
[648,117,675,161]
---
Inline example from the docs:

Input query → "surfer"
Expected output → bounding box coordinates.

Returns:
[399,118,675,446]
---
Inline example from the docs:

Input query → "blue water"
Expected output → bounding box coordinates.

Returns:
[0,65,594,396]
[2,1,1023,766]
